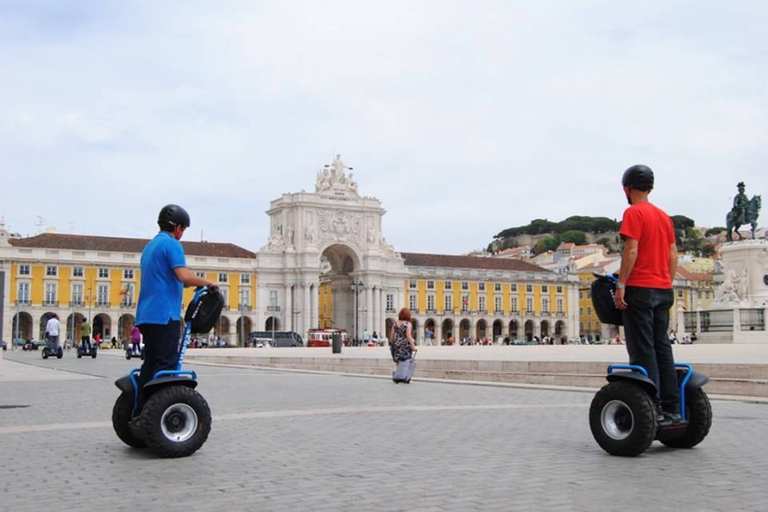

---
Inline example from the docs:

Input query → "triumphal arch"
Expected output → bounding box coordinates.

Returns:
[254,155,409,339]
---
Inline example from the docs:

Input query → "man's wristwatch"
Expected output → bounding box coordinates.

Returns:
[616,282,626,290]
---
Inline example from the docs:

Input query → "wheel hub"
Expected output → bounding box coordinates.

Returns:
[602,400,634,440]
[160,403,198,443]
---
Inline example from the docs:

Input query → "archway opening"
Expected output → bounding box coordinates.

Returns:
[93,313,112,340]
[216,316,231,345]
[492,320,503,342]
[65,313,86,344]
[12,312,33,341]
[476,319,487,340]
[541,320,550,338]
[118,314,136,342]
[40,312,58,340]
[411,318,419,343]
[424,318,435,345]
[524,320,534,342]
[320,243,361,340]
[236,316,253,347]
[265,316,280,331]
[459,319,471,340]
[441,319,454,342]
[385,318,395,342]
[555,320,566,338]
[508,320,519,341]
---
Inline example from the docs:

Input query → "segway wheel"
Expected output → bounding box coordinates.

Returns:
[141,386,212,458]
[126,351,132,360]
[92,347,98,359]
[112,392,146,448]
[140,347,145,361]
[56,347,64,359]
[659,388,712,449]
[589,381,657,457]
[42,348,49,359]
[77,347,83,359]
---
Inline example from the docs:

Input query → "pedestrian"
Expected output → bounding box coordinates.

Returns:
[424,328,435,346]
[94,333,102,347]
[111,336,118,349]
[613,164,680,425]
[45,314,61,351]
[134,204,218,415]
[390,307,417,363]
[80,317,92,352]
[130,324,142,355]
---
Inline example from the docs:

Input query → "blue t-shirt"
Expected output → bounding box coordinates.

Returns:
[136,231,187,325]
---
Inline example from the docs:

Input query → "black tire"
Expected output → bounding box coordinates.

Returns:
[77,347,83,359]
[92,347,98,359]
[126,351,132,360]
[112,392,146,448]
[589,381,657,457]
[56,347,64,359]
[659,388,712,449]
[141,386,211,458]
[42,348,49,359]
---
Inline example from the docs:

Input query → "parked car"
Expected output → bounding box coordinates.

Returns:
[249,331,303,348]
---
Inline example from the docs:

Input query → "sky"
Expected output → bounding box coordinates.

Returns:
[2,1,767,254]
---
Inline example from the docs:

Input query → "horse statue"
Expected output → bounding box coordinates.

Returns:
[727,195,761,241]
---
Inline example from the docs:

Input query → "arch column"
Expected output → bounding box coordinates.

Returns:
[372,287,380,337]
[379,288,386,337]
[302,283,311,338]
[365,286,373,335]
[311,284,319,333]
[284,284,291,332]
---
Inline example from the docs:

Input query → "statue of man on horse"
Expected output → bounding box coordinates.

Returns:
[726,181,761,241]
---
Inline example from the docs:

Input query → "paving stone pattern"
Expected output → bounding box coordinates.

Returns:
[1,351,767,512]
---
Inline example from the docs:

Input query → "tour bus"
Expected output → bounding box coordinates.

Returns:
[306,329,348,348]
[249,331,304,348]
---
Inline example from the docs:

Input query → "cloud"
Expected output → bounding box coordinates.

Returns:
[1,0,766,252]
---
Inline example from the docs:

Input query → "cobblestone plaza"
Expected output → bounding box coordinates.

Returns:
[2,350,767,512]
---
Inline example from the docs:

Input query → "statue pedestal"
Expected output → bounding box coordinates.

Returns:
[692,240,768,343]
[718,240,768,308]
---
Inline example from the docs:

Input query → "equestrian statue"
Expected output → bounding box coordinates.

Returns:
[726,181,761,241]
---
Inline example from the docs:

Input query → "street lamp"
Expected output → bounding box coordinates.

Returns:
[350,279,364,345]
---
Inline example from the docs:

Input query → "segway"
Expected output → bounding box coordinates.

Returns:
[77,342,98,359]
[112,287,223,458]
[125,344,145,360]
[588,274,713,456]
[42,339,63,359]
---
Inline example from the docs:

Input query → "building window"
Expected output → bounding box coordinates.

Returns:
[510,283,517,292]
[678,290,684,299]
[461,294,469,312]
[495,296,502,313]
[542,297,550,313]
[19,264,30,276]
[72,267,84,278]
[479,282,486,291]
[461,282,469,291]
[478,296,486,312]
[46,266,58,277]
[98,268,109,279]
[409,294,418,312]
[556,286,563,294]
[587,306,592,316]
[427,295,435,312]
[269,291,279,308]
[445,295,453,312]
[196,271,206,278]
[121,283,134,307]
[97,284,109,306]
[494,283,501,292]
[409,280,417,289]
[526,296,533,313]
[511,296,518,312]
[386,294,394,312]
[123,269,134,280]
[579,291,583,299]
[557,298,564,314]
[580,307,584,317]
[444,281,452,290]
[219,273,228,283]
[241,273,251,284]
[427,280,435,290]
[221,289,229,308]
[18,282,30,303]
[72,284,83,305]
[526,284,533,293]
[542,285,548,293]
[45,283,57,305]
[240,289,251,308]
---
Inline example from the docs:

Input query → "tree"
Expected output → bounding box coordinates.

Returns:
[533,236,561,255]
[671,215,695,230]
[561,230,587,245]
[705,227,726,237]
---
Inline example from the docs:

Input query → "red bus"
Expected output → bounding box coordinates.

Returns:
[307,329,348,347]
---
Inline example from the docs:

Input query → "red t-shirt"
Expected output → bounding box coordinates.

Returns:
[620,201,676,289]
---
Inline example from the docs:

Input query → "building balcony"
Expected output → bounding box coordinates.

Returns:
[43,300,59,307]
[239,305,253,312]
[541,311,551,316]
[120,302,136,309]
[386,308,397,313]
[96,301,111,307]
[267,305,281,312]
[478,309,487,314]
[426,308,436,314]
[70,300,83,307]
[16,299,31,306]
